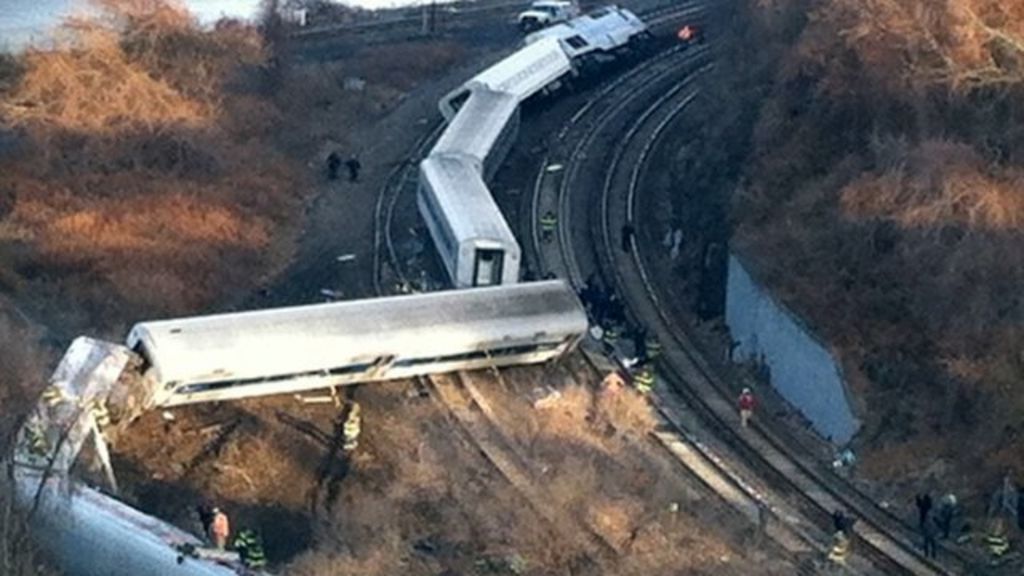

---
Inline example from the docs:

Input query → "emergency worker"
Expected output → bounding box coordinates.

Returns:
[828,530,850,564]
[343,402,361,452]
[985,519,1010,560]
[91,398,111,430]
[633,367,654,395]
[737,387,755,428]
[540,211,557,242]
[233,529,267,568]
[209,507,230,550]
[24,421,49,457]
[677,24,704,44]
[645,334,662,361]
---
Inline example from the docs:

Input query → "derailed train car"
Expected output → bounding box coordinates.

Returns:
[423,6,648,289]
[418,153,521,287]
[429,87,520,180]
[127,281,586,407]
[525,5,649,62]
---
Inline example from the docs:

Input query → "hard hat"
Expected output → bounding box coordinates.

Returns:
[211,506,220,514]
[742,387,751,394]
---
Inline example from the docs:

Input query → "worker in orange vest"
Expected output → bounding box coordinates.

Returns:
[209,507,230,550]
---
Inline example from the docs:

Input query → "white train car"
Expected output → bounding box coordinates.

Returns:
[16,471,243,576]
[439,36,573,120]
[525,5,649,61]
[127,281,585,406]
[418,153,521,286]
[429,88,520,180]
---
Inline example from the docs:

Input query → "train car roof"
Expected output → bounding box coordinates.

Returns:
[466,36,572,101]
[419,153,518,244]
[128,281,587,386]
[526,6,645,47]
[431,88,519,168]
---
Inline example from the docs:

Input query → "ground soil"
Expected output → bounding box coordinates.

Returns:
[113,353,797,574]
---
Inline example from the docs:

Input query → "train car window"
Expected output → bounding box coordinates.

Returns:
[420,186,458,255]
[131,342,153,374]
[488,342,561,357]
[448,90,471,114]
[175,362,372,395]
[328,363,372,376]
[448,350,490,362]
[566,35,589,49]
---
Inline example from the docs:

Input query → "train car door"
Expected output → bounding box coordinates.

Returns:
[473,249,504,286]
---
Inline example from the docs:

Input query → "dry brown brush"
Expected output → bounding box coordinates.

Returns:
[0,0,308,334]
[722,0,1024,490]
[0,315,56,574]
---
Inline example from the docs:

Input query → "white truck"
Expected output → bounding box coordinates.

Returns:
[517,0,580,32]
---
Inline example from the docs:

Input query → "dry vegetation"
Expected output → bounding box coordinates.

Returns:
[0,0,309,337]
[114,364,793,575]
[0,311,56,574]
[714,0,1024,496]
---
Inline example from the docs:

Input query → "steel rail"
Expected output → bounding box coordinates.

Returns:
[423,372,620,564]
[563,43,968,575]
[540,65,881,572]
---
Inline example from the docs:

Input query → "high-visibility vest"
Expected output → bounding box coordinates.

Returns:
[343,405,361,449]
[91,400,111,429]
[985,533,1010,556]
[604,327,620,343]
[828,531,850,562]
[25,425,49,456]
[634,370,654,394]
[540,213,557,231]
[234,530,267,568]
[42,386,66,407]
[646,337,662,359]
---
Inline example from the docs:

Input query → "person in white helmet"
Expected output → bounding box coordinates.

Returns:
[738,387,755,428]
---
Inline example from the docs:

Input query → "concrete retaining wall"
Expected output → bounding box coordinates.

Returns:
[725,254,859,444]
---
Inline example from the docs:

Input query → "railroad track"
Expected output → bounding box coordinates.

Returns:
[373,120,446,296]
[425,362,820,573]
[529,17,980,576]
[375,1,708,293]
[422,372,618,568]
[291,0,691,41]
[567,345,825,575]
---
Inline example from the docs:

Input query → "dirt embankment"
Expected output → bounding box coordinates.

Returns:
[114,358,795,575]
[704,0,1024,502]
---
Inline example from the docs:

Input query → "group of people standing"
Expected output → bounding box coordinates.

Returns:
[326,151,361,183]
[914,492,962,559]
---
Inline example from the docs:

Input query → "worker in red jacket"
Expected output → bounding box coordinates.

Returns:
[677,24,705,45]
[738,387,755,428]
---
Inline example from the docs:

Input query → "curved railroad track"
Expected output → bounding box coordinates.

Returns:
[422,371,617,570]
[530,20,979,575]
[374,1,708,293]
